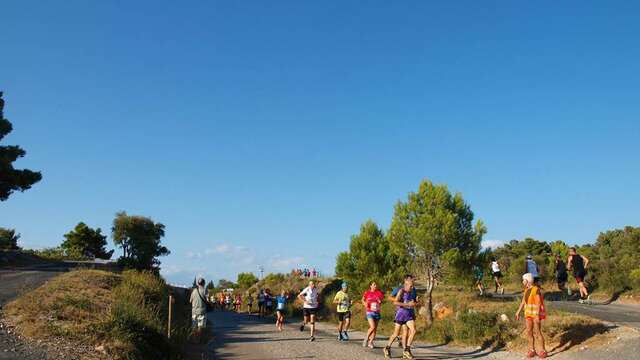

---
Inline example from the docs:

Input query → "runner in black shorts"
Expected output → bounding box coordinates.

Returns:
[298,281,319,341]
[568,247,590,300]
[554,254,569,294]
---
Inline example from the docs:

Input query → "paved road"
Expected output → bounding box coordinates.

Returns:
[205,311,516,360]
[550,301,640,329]
[0,264,74,360]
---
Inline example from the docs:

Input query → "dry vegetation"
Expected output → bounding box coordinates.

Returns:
[3,269,181,360]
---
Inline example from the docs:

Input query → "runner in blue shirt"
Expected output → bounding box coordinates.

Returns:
[275,290,289,331]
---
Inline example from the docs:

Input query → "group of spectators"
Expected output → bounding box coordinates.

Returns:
[292,268,318,278]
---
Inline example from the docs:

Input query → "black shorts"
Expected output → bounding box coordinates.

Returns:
[337,311,351,321]
[394,317,416,326]
[276,308,286,316]
[258,301,264,307]
[557,272,568,283]
[303,308,318,317]
[493,271,502,278]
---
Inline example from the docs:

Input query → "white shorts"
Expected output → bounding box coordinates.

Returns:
[192,314,207,329]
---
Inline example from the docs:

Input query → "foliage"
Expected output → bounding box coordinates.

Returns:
[61,222,114,260]
[388,179,485,324]
[0,92,42,201]
[206,280,215,290]
[112,211,170,271]
[0,227,20,250]
[335,220,403,294]
[236,272,259,289]
[217,278,236,289]
[592,226,640,292]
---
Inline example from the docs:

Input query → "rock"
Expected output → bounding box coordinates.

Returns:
[434,304,454,320]
[499,314,509,322]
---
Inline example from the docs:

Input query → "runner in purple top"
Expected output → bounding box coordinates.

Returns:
[383,275,417,359]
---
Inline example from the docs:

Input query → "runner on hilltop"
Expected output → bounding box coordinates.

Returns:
[275,290,289,331]
[383,275,417,360]
[490,257,505,294]
[298,280,319,341]
[567,247,590,300]
[333,282,352,341]
[515,273,547,358]
[362,281,384,348]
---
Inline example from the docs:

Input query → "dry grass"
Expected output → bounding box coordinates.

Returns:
[3,269,178,360]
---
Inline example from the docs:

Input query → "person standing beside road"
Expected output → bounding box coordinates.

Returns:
[515,273,548,359]
[246,293,254,314]
[264,288,274,315]
[490,258,505,294]
[567,247,590,301]
[189,277,210,342]
[298,280,319,341]
[333,282,352,341]
[362,281,384,348]
[524,255,541,284]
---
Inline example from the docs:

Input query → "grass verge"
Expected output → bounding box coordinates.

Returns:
[3,269,184,359]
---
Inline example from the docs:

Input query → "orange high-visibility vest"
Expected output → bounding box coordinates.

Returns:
[524,286,546,319]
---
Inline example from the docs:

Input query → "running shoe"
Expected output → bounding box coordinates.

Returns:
[402,347,414,359]
[299,324,305,332]
[338,333,344,341]
[309,336,316,342]
[362,338,368,347]
[383,346,391,359]
[526,349,536,358]
[342,331,349,340]
[538,351,548,358]
[368,342,375,349]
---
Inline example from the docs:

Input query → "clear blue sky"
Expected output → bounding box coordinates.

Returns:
[2,1,638,285]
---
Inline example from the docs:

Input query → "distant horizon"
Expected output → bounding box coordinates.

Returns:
[2,1,638,285]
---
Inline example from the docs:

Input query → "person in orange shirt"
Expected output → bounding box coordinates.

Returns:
[515,273,547,358]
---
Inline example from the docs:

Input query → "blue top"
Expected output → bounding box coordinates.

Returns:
[276,295,287,310]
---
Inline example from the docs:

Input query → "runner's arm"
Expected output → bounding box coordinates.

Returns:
[567,256,573,270]
[515,293,526,320]
[583,255,590,269]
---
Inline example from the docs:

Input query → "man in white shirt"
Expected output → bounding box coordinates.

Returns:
[298,280,319,341]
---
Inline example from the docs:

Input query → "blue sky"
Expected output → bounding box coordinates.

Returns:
[2,1,638,285]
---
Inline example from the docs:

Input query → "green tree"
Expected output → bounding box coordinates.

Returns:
[593,226,640,292]
[112,211,170,271]
[0,227,20,250]
[206,280,215,290]
[237,272,259,289]
[335,220,403,293]
[61,222,114,259]
[0,92,42,201]
[388,180,486,325]
[217,279,236,289]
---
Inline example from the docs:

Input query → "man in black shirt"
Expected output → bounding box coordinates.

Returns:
[554,254,569,295]
[567,247,590,300]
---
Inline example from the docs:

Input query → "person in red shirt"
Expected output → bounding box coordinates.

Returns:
[361,281,384,348]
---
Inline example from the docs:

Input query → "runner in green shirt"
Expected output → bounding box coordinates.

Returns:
[333,282,352,341]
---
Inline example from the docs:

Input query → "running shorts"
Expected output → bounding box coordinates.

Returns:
[337,311,351,321]
[303,308,318,317]
[492,271,502,278]
[366,312,381,320]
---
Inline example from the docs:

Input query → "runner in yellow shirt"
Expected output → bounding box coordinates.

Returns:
[333,282,352,341]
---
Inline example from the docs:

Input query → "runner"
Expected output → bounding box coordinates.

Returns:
[515,273,548,358]
[247,293,254,314]
[383,275,417,360]
[298,280,319,341]
[473,264,485,296]
[554,254,569,295]
[257,289,265,317]
[362,281,384,348]
[388,277,419,349]
[333,282,351,341]
[490,257,505,294]
[234,294,242,312]
[525,255,541,284]
[264,288,274,316]
[567,247,590,300]
[275,290,289,331]
[225,293,232,310]
[189,277,210,342]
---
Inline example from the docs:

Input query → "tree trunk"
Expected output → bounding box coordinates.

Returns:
[425,280,434,326]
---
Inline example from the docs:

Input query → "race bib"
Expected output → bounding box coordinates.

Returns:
[370,302,378,311]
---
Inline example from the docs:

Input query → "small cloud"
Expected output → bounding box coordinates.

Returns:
[482,239,506,250]
[186,251,203,259]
